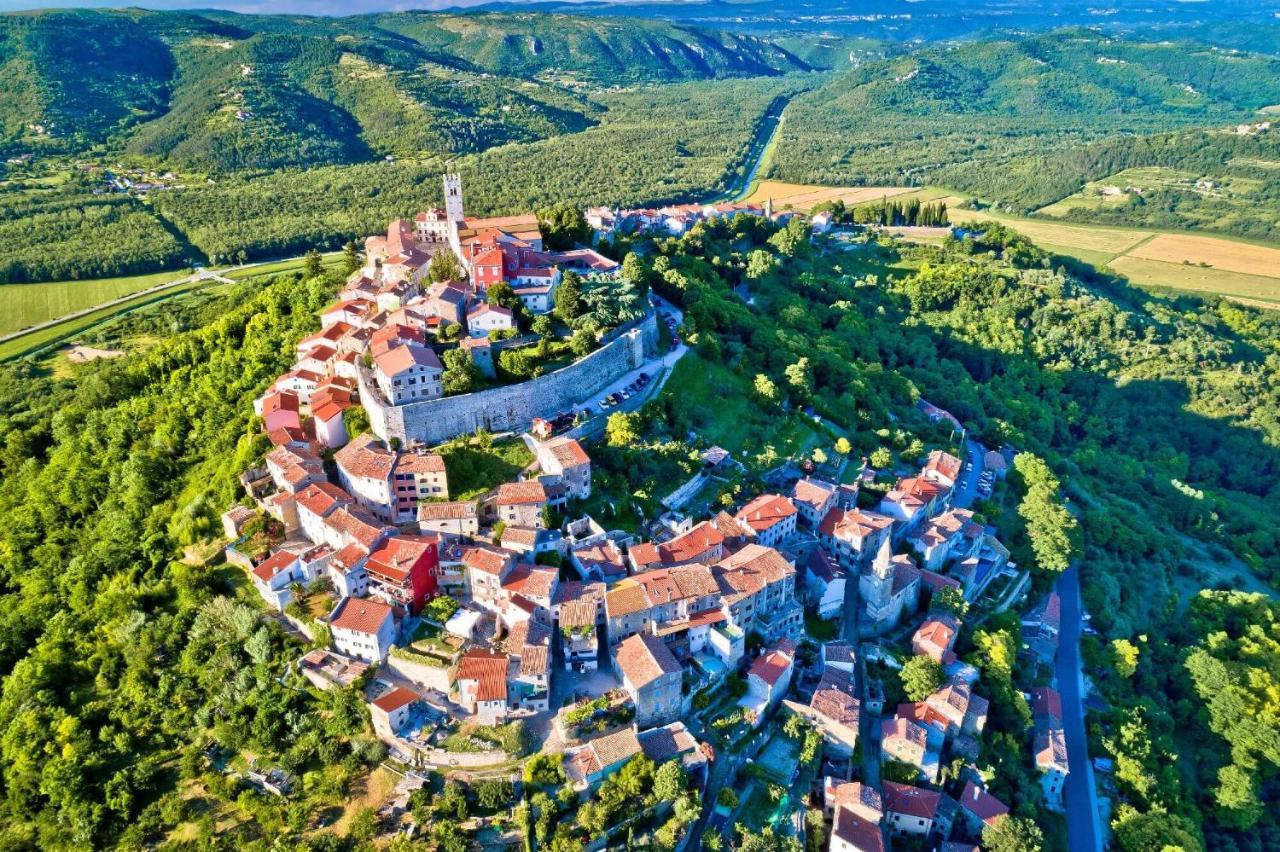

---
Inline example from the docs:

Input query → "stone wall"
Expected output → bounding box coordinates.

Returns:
[366,313,658,446]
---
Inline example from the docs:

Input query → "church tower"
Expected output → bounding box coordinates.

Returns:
[860,536,896,632]
[443,173,465,224]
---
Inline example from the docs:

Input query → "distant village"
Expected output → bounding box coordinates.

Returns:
[220,176,1068,851]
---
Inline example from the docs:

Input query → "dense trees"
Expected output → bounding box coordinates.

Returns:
[0,266,398,845]
[900,655,944,701]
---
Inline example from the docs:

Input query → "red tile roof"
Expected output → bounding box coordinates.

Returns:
[330,597,394,635]
[496,480,547,505]
[748,648,793,688]
[881,781,942,820]
[735,493,798,533]
[458,649,509,703]
[959,782,1009,825]
[372,686,419,713]
[252,550,296,583]
[614,633,681,689]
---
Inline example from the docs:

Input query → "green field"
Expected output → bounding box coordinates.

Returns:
[0,269,187,336]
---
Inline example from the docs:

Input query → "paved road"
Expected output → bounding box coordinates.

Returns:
[1056,564,1104,852]
[577,297,688,424]
[950,438,987,511]
[721,95,791,203]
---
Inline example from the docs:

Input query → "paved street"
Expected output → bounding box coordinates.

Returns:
[1057,564,1103,852]
[950,438,988,510]
[576,297,688,425]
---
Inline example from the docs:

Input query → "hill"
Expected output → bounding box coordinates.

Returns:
[0,8,807,169]
[769,30,1280,214]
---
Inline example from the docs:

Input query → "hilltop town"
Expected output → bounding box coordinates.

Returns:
[218,178,1069,852]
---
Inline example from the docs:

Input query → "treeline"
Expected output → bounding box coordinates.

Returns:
[149,77,799,264]
[0,190,191,283]
[852,197,948,227]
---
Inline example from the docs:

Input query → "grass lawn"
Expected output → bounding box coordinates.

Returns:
[0,268,186,335]
[804,615,839,642]
[661,353,824,460]
[437,436,534,501]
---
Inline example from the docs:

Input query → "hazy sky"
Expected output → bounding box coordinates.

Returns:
[0,0,568,12]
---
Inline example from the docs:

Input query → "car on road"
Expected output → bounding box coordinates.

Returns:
[597,399,609,411]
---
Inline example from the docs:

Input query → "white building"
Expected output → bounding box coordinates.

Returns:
[329,597,397,662]
[373,343,443,405]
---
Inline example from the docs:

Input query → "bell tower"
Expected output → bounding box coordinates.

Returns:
[443,173,465,224]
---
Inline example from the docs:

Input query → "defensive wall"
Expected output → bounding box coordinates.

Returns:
[363,312,659,446]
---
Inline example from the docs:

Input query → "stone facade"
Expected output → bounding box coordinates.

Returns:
[365,313,657,446]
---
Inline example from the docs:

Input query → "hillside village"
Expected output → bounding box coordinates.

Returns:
[220,178,1071,852]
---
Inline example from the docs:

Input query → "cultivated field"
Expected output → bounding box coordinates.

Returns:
[743,180,916,211]
[1108,256,1280,303]
[0,269,185,336]
[1126,233,1280,280]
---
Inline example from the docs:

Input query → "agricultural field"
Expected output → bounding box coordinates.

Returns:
[1125,233,1280,279]
[743,180,916,211]
[0,269,187,336]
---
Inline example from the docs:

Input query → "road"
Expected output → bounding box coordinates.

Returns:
[950,438,988,511]
[1056,564,1103,852]
[720,95,791,204]
[575,296,688,426]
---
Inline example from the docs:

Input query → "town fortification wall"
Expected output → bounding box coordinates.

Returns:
[364,313,658,446]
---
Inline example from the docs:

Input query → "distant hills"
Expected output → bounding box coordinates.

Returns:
[0,8,809,169]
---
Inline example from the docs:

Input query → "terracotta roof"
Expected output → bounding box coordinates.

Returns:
[818,507,895,539]
[366,535,436,584]
[833,806,886,852]
[541,436,590,469]
[881,781,942,820]
[913,614,959,653]
[791,477,836,512]
[554,580,605,607]
[374,342,442,376]
[910,508,976,550]
[658,520,724,564]
[714,545,795,602]
[749,648,793,688]
[735,493,797,533]
[335,433,396,481]
[518,645,550,677]
[919,569,961,594]
[924,450,962,483]
[468,302,514,320]
[614,633,681,689]
[811,670,860,725]
[325,506,393,550]
[263,390,300,416]
[605,582,651,618]
[1031,686,1063,723]
[807,549,844,584]
[959,782,1008,825]
[418,500,477,521]
[882,716,929,749]
[587,727,642,771]
[884,476,949,509]
[501,525,540,547]
[462,546,511,576]
[628,542,661,568]
[503,564,557,600]
[458,649,508,703]
[1035,724,1069,773]
[560,598,598,629]
[252,550,296,583]
[372,686,419,713]
[828,780,882,819]
[395,452,446,474]
[496,480,547,506]
[296,482,352,518]
[330,597,394,635]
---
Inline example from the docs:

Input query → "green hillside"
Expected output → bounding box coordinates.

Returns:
[367,11,810,83]
[0,8,808,169]
[770,30,1280,210]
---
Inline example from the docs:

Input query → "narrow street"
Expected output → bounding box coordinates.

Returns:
[1056,564,1103,852]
